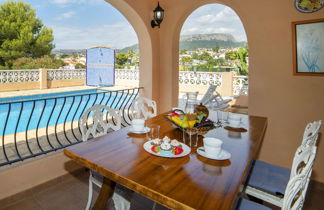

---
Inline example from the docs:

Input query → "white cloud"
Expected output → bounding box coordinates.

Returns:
[181,5,247,42]
[196,14,214,23]
[50,22,138,49]
[50,0,101,7]
[213,7,240,22]
[55,11,76,20]
[50,0,84,4]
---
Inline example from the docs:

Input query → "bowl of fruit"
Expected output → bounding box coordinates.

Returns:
[165,109,215,135]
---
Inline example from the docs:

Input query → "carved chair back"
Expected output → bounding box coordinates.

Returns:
[283,146,317,210]
[290,143,317,178]
[80,104,121,142]
[302,120,322,148]
[131,96,157,120]
[288,120,321,179]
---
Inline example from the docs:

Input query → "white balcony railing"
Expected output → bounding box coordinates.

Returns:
[115,69,139,81]
[233,75,248,96]
[115,70,224,87]
[47,69,86,81]
[179,71,222,86]
[0,69,248,96]
[0,70,40,83]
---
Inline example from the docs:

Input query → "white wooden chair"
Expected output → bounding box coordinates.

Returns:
[238,146,317,210]
[302,120,321,148]
[244,120,321,207]
[126,96,157,123]
[199,85,232,110]
[80,104,122,141]
[80,105,131,210]
[282,146,316,210]
[200,85,217,105]
[203,91,232,111]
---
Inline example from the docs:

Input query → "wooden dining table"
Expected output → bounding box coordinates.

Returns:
[64,111,267,210]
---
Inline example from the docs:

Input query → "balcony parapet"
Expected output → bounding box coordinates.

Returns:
[47,69,86,81]
[0,69,248,96]
[0,69,40,83]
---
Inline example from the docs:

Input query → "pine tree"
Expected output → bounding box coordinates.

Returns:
[0,1,54,68]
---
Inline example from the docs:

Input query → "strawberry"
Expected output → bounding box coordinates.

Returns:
[169,112,180,117]
[151,145,160,153]
[173,147,184,155]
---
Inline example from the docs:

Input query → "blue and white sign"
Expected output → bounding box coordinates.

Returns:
[86,46,115,86]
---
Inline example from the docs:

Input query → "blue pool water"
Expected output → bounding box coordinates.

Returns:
[0,89,134,136]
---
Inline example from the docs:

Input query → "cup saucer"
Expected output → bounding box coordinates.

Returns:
[129,127,150,134]
[197,147,231,160]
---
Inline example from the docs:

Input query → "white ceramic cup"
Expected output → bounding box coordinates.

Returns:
[228,113,241,120]
[228,113,241,127]
[131,119,145,131]
[228,119,241,127]
[203,137,223,157]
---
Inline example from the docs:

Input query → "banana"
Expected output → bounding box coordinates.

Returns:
[171,116,182,126]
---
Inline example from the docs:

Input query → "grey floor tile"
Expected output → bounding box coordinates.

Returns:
[1,170,324,210]
[1,197,43,210]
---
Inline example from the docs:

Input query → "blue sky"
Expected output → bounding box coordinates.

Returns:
[0,1,247,49]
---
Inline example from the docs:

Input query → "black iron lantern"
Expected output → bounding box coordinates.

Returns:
[151,2,164,28]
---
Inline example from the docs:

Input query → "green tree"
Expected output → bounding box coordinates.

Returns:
[198,52,212,61]
[206,59,218,68]
[12,55,64,69]
[60,54,69,59]
[213,46,220,53]
[180,56,192,71]
[180,56,192,65]
[206,58,226,68]
[225,51,237,60]
[116,52,128,66]
[127,50,135,59]
[236,47,248,75]
[75,63,85,69]
[216,58,226,66]
[192,53,199,60]
[180,49,187,54]
[0,1,54,68]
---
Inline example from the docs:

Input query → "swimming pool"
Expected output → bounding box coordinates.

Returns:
[0,89,137,136]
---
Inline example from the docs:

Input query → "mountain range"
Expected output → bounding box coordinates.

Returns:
[118,33,246,52]
[53,33,247,55]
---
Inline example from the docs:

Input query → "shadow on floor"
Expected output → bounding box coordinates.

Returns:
[1,169,324,210]
[0,169,168,210]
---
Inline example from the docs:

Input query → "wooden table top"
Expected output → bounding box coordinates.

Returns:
[64,112,267,210]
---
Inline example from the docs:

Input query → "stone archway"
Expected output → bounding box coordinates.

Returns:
[176,3,249,109]
[155,1,249,113]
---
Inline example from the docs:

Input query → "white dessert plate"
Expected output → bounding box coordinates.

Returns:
[143,140,191,158]
[197,147,231,160]
[129,127,150,134]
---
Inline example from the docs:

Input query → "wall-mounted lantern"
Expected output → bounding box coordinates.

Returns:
[151,2,164,28]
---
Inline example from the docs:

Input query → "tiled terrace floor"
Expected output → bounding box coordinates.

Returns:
[0,169,167,210]
[0,169,323,210]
